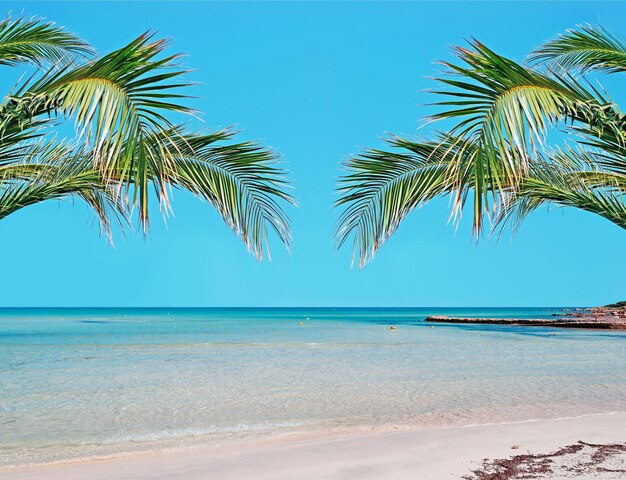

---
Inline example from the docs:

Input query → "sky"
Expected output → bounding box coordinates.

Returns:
[1,1,625,307]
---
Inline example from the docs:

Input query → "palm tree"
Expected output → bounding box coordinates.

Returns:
[336,26,626,267]
[0,15,294,260]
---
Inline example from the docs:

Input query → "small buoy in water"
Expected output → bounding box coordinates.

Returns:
[390,326,397,330]
[298,322,304,326]
[431,326,435,328]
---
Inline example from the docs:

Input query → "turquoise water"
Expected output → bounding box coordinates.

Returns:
[2,307,626,467]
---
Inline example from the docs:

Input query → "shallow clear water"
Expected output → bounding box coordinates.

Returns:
[1,307,626,467]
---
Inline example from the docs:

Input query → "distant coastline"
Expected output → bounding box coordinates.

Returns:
[426,303,626,330]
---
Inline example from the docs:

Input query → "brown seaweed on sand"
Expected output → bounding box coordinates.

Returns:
[463,441,626,479]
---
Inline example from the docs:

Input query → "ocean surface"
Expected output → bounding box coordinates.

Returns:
[1,307,626,468]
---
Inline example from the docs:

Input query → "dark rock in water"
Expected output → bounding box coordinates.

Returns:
[425,313,626,330]
[426,303,626,330]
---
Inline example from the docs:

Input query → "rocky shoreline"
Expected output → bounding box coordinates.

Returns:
[425,303,626,330]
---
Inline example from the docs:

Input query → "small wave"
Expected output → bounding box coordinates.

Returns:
[456,410,626,429]
[101,422,304,444]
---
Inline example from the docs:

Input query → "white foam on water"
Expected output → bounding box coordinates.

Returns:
[101,422,305,444]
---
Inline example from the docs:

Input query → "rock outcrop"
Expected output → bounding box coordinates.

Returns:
[425,303,626,330]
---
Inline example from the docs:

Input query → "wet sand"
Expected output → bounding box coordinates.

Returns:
[2,412,625,480]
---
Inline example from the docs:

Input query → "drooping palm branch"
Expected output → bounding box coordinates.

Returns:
[0,15,294,260]
[336,135,463,266]
[337,26,626,266]
[145,129,294,259]
[0,15,91,66]
[0,143,127,241]
[530,25,626,73]
[7,32,196,228]
[497,148,626,233]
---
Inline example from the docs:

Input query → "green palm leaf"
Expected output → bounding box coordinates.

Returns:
[336,135,460,266]
[0,18,294,259]
[497,148,626,232]
[530,25,626,73]
[12,32,194,228]
[337,35,626,266]
[429,40,597,233]
[162,129,294,260]
[0,143,128,240]
[0,15,91,67]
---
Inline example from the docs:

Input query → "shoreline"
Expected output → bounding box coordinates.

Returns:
[3,410,625,471]
[3,412,625,479]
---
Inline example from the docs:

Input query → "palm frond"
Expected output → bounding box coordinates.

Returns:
[496,148,626,232]
[0,143,128,240]
[429,39,597,234]
[0,120,47,165]
[0,21,293,259]
[570,101,626,173]
[337,34,626,265]
[161,129,294,260]
[531,25,626,73]
[0,94,55,165]
[13,32,195,229]
[0,15,91,67]
[336,135,461,266]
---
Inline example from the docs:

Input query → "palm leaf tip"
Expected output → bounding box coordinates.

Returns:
[496,148,626,233]
[336,136,454,267]
[168,131,295,261]
[0,143,129,241]
[0,15,92,67]
[530,24,626,73]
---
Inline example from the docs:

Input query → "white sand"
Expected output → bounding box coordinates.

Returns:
[2,412,625,480]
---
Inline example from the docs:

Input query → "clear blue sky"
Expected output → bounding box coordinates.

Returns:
[1,1,624,307]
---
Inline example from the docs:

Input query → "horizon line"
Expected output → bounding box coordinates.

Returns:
[0,305,585,309]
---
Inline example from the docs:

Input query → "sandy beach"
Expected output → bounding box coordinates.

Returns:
[3,412,625,480]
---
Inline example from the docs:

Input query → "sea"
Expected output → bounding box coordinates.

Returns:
[1,307,626,468]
